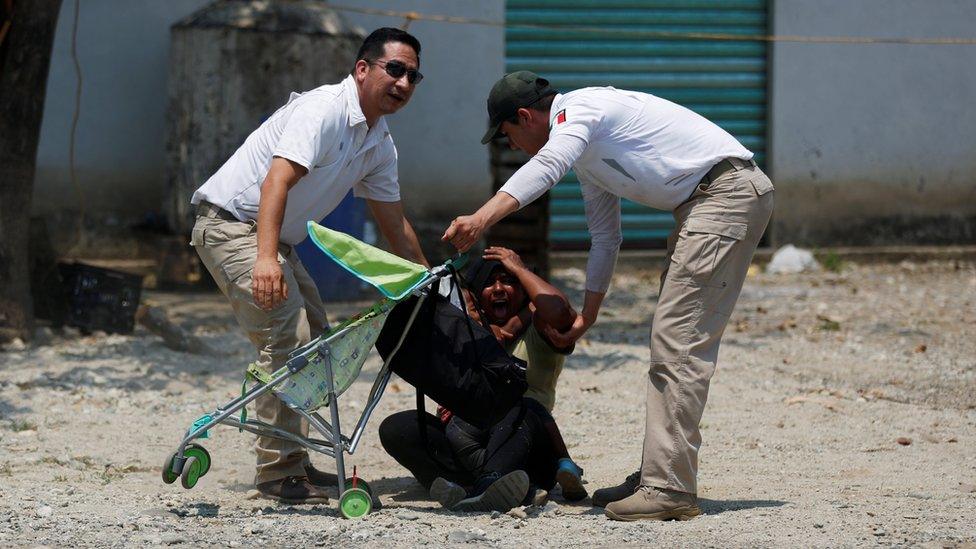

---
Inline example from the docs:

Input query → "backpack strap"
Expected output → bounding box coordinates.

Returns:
[412,285,459,475]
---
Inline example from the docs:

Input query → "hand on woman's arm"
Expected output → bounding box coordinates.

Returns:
[542,290,604,348]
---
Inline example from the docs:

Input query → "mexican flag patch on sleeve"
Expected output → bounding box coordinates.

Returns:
[553,109,567,126]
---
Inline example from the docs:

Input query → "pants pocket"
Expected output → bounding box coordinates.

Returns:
[190,224,206,247]
[200,221,260,285]
[749,173,774,196]
[220,244,259,286]
[681,219,748,316]
[683,219,746,281]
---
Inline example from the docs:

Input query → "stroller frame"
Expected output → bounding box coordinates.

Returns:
[163,259,460,517]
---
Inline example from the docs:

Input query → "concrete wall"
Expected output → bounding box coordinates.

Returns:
[33,0,503,254]
[38,1,974,251]
[33,0,210,229]
[769,0,976,245]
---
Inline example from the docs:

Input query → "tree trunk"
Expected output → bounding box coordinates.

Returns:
[0,0,62,342]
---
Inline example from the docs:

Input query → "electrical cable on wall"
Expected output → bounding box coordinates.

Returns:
[329,3,976,46]
[67,0,85,256]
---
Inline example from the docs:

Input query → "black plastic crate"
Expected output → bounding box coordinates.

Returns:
[58,262,144,334]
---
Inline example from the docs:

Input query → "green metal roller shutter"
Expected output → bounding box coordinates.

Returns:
[505,0,769,249]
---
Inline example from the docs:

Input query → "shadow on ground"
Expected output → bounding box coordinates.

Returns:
[564,349,644,371]
[0,397,32,418]
[373,475,427,502]
[699,498,787,514]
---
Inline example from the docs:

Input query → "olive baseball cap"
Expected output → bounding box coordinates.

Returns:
[481,71,557,144]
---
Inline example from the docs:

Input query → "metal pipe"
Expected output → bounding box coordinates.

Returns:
[323,349,347,497]
[171,367,294,475]
[348,290,430,453]
[219,418,336,458]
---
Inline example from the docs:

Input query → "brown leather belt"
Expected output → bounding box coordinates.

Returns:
[701,157,757,186]
[195,201,241,222]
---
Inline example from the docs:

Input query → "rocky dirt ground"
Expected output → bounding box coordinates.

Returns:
[1,258,974,547]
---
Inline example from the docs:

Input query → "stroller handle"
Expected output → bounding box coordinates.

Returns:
[425,253,469,283]
[443,253,469,273]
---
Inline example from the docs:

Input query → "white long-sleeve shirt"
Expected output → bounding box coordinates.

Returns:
[499,87,752,293]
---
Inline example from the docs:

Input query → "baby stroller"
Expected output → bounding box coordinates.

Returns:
[161,220,466,518]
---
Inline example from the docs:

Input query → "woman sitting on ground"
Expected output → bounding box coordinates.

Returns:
[378,247,586,512]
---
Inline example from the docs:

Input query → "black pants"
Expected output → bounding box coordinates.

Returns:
[378,398,558,491]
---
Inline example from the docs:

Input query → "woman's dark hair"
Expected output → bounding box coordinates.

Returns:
[351,27,421,74]
[466,258,505,292]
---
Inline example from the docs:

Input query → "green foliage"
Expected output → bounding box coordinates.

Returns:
[9,418,37,432]
[822,251,844,273]
[818,318,841,331]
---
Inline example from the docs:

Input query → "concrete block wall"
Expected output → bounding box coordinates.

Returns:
[769,0,976,245]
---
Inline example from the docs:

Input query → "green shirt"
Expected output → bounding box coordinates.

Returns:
[506,323,568,412]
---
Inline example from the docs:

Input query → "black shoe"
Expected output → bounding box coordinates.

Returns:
[453,471,529,513]
[256,476,329,505]
[592,471,640,507]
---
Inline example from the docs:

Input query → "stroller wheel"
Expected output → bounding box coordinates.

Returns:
[184,444,212,476]
[344,477,373,496]
[339,488,372,519]
[180,456,202,489]
[161,453,179,484]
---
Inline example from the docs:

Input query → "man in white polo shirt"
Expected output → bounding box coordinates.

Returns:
[190,28,428,504]
[443,71,774,521]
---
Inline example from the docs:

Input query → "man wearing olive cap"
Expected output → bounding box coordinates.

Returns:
[442,71,774,521]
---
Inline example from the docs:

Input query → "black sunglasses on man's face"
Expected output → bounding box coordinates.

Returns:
[369,59,423,84]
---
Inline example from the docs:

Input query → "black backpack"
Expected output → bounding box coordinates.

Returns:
[375,275,527,429]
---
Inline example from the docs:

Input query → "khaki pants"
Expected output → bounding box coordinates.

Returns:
[190,206,328,485]
[640,159,774,494]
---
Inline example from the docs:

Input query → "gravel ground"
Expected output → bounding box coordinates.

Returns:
[1,259,974,547]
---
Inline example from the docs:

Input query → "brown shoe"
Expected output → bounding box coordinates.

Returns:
[303,463,338,488]
[604,486,701,521]
[591,471,640,507]
[256,476,330,505]
[304,463,382,510]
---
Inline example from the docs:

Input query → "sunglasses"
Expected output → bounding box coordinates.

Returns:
[370,59,424,84]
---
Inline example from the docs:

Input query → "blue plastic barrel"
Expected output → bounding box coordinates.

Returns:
[295,191,367,301]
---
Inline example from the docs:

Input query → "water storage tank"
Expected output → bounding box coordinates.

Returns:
[165,0,367,299]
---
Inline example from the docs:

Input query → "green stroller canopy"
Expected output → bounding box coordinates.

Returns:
[306,220,429,300]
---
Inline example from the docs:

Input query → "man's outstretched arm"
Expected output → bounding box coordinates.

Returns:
[441,191,520,252]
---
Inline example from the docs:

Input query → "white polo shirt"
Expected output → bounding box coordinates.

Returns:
[191,75,401,245]
[499,86,752,293]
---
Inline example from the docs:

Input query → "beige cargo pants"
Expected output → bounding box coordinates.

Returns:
[190,204,328,485]
[640,158,774,494]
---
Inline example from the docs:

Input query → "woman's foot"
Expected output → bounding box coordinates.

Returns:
[523,484,550,507]
[555,458,587,502]
[453,470,530,513]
